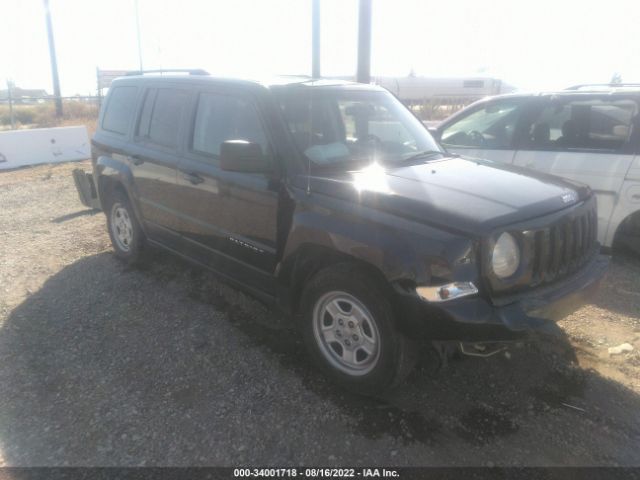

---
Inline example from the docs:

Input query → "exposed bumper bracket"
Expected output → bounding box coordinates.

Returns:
[459,342,507,358]
[72,169,101,210]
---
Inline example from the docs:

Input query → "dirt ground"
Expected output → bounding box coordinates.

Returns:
[0,161,639,466]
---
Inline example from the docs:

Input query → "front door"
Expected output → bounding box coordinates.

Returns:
[174,89,280,293]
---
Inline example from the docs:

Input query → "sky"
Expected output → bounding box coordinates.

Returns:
[1,0,640,96]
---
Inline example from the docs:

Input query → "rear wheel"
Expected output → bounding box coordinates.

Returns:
[105,189,145,263]
[300,264,417,394]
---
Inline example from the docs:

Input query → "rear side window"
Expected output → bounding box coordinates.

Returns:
[102,86,138,135]
[525,98,637,152]
[441,100,525,149]
[192,92,268,159]
[137,88,187,149]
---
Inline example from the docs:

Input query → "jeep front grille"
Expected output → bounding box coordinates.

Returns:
[486,199,600,296]
[529,204,598,287]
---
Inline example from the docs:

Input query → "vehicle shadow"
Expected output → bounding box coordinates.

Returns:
[51,209,99,224]
[0,251,639,466]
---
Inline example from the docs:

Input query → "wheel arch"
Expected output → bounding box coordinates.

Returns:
[94,156,145,230]
[97,175,127,204]
[278,243,399,317]
[611,208,640,253]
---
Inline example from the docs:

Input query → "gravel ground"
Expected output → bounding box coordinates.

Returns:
[0,161,639,466]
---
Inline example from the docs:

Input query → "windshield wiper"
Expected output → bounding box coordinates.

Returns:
[401,150,446,163]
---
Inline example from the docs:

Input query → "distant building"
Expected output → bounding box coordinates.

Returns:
[372,76,515,102]
[0,87,50,104]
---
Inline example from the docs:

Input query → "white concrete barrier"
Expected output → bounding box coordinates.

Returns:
[0,126,90,170]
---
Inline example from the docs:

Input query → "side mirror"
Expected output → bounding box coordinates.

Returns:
[219,140,271,173]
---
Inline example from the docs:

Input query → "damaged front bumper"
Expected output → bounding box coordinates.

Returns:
[72,168,101,210]
[399,254,610,341]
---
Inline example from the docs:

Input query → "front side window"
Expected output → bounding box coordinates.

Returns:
[192,93,268,160]
[524,97,637,152]
[274,88,441,168]
[441,100,525,149]
[102,86,138,135]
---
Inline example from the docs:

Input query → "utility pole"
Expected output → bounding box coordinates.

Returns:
[43,0,63,117]
[356,0,372,84]
[312,0,320,78]
[134,0,144,71]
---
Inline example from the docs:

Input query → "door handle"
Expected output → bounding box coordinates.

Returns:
[131,155,144,166]
[182,171,204,185]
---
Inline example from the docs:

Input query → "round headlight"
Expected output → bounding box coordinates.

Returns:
[491,232,520,279]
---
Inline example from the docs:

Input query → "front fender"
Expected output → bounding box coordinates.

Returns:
[280,192,480,289]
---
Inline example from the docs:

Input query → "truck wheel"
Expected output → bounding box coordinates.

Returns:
[614,212,640,256]
[105,189,145,263]
[300,264,417,394]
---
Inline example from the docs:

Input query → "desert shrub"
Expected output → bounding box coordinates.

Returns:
[0,99,99,131]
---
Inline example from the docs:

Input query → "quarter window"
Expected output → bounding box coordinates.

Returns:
[441,100,525,149]
[102,86,138,135]
[192,93,268,159]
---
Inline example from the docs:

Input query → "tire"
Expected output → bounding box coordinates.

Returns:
[104,188,145,263]
[614,213,640,257]
[300,263,418,395]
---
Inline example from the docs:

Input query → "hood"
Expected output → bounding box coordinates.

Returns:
[296,157,591,236]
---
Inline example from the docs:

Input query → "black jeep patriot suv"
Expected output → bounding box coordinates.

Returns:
[74,71,609,393]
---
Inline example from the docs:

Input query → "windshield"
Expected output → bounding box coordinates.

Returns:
[274,87,443,169]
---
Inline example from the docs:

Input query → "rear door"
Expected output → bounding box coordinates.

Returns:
[174,87,280,293]
[512,94,639,245]
[437,97,533,164]
[128,85,190,249]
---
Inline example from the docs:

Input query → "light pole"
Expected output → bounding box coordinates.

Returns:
[356,0,372,84]
[43,0,63,117]
[134,0,144,71]
[312,0,320,78]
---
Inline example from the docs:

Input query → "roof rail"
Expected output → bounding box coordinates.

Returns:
[565,83,640,90]
[126,69,209,76]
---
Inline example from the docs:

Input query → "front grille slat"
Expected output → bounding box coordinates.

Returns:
[564,219,574,271]
[584,210,591,253]
[538,228,551,281]
[549,225,562,280]
[575,215,583,259]
[576,216,587,262]
[591,210,598,248]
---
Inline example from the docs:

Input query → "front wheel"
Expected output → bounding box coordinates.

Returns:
[300,264,417,394]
